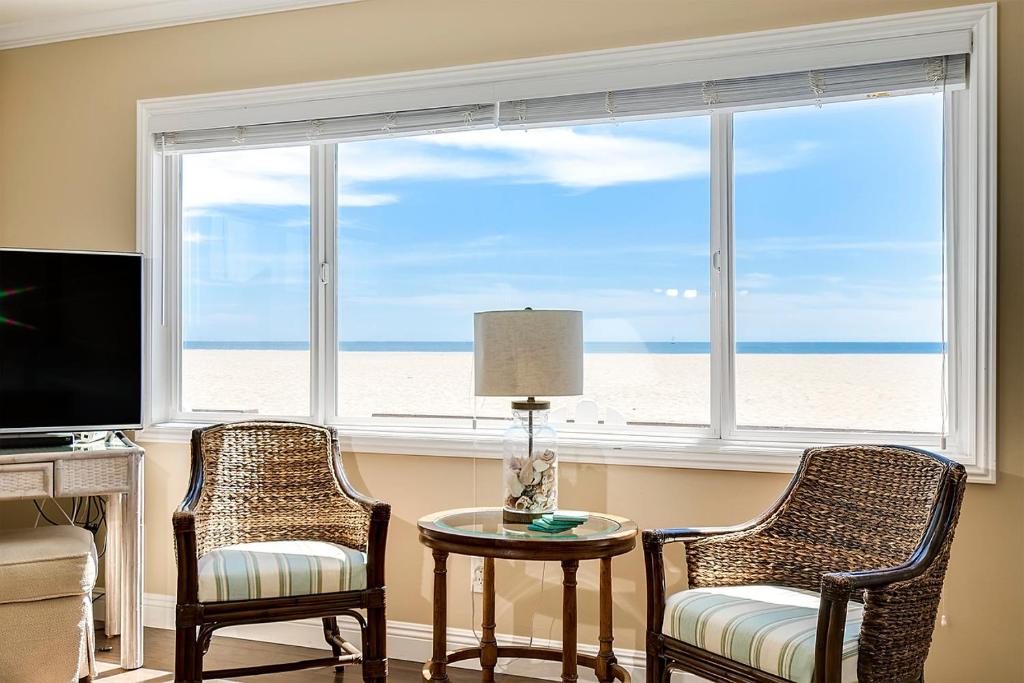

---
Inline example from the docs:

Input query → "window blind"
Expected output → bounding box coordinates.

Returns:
[160,103,496,152]
[498,55,967,129]
[158,54,967,151]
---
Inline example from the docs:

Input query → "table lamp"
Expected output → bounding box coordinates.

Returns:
[474,308,583,523]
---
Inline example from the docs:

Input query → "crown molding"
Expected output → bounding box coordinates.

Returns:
[0,0,364,51]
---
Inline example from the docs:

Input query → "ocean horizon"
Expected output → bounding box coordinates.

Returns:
[183,341,945,354]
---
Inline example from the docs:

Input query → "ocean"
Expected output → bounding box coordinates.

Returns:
[183,341,944,354]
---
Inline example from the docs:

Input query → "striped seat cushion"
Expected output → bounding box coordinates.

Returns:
[663,585,862,683]
[198,540,367,603]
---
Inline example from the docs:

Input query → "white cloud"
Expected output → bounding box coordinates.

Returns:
[182,147,403,208]
[665,288,679,297]
[180,125,817,208]
[183,147,309,207]
[339,192,399,207]
[736,272,777,289]
[739,237,941,255]
[335,126,815,200]
[735,141,818,174]
[734,289,942,341]
[683,289,698,299]
[414,128,708,188]
[348,285,709,317]
[340,143,512,183]
[343,238,708,268]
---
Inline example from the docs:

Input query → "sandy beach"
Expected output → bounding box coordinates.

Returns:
[181,351,942,433]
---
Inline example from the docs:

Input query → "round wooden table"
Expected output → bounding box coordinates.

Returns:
[417,507,638,683]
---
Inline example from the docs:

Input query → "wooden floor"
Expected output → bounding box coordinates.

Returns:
[96,628,534,682]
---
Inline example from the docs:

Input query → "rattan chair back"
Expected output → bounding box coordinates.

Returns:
[686,445,962,596]
[189,421,370,557]
[776,445,953,592]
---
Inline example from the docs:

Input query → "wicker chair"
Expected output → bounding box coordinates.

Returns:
[643,445,966,683]
[173,421,390,683]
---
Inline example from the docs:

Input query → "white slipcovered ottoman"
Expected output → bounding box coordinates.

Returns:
[0,525,98,682]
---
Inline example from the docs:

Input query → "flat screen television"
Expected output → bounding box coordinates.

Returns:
[0,248,143,433]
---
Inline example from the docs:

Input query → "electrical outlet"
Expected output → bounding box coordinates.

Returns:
[470,557,484,593]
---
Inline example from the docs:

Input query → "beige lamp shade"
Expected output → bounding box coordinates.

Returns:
[474,309,583,397]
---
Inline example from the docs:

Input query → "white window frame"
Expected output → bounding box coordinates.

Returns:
[137,4,997,482]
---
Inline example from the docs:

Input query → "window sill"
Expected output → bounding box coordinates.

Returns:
[137,421,993,482]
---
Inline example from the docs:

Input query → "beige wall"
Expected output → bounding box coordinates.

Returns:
[1,1,1022,680]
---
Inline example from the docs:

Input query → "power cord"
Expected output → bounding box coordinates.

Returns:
[34,495,113,653]
[32,495,108,562]
[496,561,548,674]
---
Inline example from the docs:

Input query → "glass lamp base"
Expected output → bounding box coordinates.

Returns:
[501,399,558,524]
[502,508,546,524]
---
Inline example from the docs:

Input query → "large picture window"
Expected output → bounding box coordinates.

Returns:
[174,93,946,433]
[144,6,996,479]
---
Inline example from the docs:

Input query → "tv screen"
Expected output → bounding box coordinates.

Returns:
[0,249,143,433]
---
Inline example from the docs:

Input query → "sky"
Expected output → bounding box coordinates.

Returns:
[181,93,944,345]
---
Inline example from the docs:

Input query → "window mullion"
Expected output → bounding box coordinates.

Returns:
[323,144,339,423]
[165,152,182,422]
[944,88,968,454]
[310,144,337,425]
[709,111,736,439]
[941,89,955,450]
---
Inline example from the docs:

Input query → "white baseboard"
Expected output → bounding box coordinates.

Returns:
[142,593,702,681]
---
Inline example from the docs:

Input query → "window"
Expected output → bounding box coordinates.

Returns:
[179,146,312,418]
[172,97,951,435]
[732,95,945,435]
[143,6,995,479]
[335,118,711,427]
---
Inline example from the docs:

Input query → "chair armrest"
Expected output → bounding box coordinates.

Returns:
[642,484,802,635]
[642,525,752,547]
[814,557,946,681]
[643,465,802,551]
[821,560,930,594]
[172,509,200,605]
[333,462,390,532]
[341,484,389,516]
[329,434,390,522]
[364,500,391,590]
[642,524,760,635]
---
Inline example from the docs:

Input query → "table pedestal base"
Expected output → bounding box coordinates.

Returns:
[423,555,629,683]
[422,646,631,683]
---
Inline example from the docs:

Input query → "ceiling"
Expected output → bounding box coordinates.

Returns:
[0,0,362,49]
[0,0,177,25]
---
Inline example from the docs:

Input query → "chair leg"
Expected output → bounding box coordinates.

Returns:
[323,617,343,654]
[646,650,666,683]
[323,616,346,672]
[362,604,387,683]
[193,631,205,682]
[175,625,198,683]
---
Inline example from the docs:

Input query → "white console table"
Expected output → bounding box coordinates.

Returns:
[0,433,144,670]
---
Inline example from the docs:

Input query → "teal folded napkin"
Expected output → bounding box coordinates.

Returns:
[528,519,578,533]
[551,510,589,523]
[527,511,590,534]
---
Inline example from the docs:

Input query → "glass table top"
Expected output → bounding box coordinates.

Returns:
[427,508,625,541]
